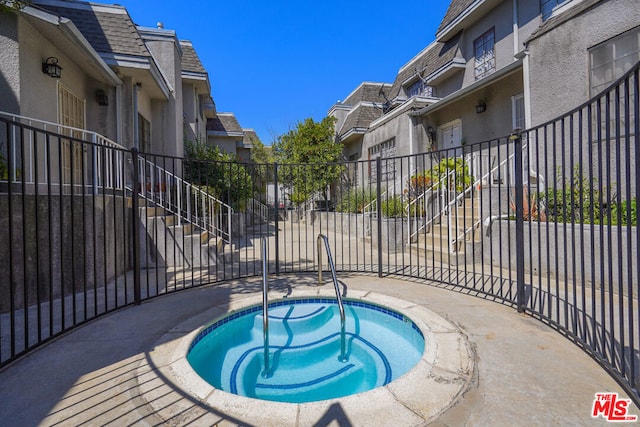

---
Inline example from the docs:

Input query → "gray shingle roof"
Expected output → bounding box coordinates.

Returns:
[343,83,392,106]
[437,0,475,35]
[338,103,383,138]
[35,1,149,57]
[207,113,243,134]
[388,32,462,99]
[180,40,206,74]
[243,129,259,145]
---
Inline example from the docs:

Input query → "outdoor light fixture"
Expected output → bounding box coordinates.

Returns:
[42,57,62,78]
[95,89,108,106]
[475,100,487,114]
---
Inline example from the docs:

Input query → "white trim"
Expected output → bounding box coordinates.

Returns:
[436,0,486,41]
[426,58,466,84]
[34,0,128,14]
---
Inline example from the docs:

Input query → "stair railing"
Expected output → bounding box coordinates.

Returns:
[408,144,531,253]
[0,111,232,244]
[247,197,269,223]
[139,157,233,244]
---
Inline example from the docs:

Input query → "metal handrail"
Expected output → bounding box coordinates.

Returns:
[261,236,270,377]
[247,198,269,223]
[406,146,531,251]
[0,111,233,244]
[139,156,233,243]
[317,234,347,362]
[405,168,456,242]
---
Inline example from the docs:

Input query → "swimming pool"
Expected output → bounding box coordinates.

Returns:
[187,298,425,403]
[150,286,473,424]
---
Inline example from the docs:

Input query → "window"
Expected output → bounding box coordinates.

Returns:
[406,79,434,98]
[540,0,569,21]
[589,27,639,138]
[590,26,640,95]
[512,93,525,131]
[368,139,396,182]
[58,83,86,186]
[474,29,495,80]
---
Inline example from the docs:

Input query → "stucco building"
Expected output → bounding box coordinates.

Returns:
[331,0,639,188]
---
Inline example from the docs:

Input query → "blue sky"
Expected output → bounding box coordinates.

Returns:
[118,1,451,145]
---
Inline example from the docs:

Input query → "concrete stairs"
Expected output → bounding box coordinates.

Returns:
[408,194,483,265]
[138,206,227,268]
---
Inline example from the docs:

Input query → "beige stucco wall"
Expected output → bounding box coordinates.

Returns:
[144,33,183,157]
[0,13,118,141]
[0,11,20,114]
[208,136,239,156]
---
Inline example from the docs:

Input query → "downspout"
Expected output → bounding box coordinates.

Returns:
[409,114,415,170]
[513,0,519,57]
[133,82,140,149]
[116,84,123,145]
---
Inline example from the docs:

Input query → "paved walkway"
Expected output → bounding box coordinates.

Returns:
[0,274,634,426]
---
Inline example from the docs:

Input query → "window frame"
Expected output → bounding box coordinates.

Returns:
[473,28,496,81]
[368,138,397,183]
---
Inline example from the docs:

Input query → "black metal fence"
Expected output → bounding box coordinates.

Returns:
[1,62,638,405]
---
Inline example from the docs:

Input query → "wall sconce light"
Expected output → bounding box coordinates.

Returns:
[42,57,62,78]
[95,89,109,106]
[475,100,487,114]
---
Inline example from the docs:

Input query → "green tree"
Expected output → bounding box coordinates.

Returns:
[184,142,252,210]
[249,135,275,197]
[1,1,29,13]
[250,136,274,165]
[273,116,342,206]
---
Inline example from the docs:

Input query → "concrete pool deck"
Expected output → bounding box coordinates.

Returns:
[0,274,633,426]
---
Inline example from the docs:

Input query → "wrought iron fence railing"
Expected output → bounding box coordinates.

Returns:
[1,62,638,407]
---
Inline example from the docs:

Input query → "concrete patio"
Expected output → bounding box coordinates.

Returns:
[0,273,632,426]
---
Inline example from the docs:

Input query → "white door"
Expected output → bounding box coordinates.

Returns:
[439,120,461,150]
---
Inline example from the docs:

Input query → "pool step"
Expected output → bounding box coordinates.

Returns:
[233,332,386,402]
[253,304,336,336]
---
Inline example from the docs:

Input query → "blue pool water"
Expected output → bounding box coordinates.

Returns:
[187,298,425,403]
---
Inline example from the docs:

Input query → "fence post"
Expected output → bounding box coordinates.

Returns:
[274,162,280,275]
[131,148,141,305]
[376,157,383,277]
[512,131,526,312]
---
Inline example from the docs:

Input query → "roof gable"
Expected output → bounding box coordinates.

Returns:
[34,0,150,57]
[437,0,476,34]
[338,103,383,139]
[207,113,244,135]
[180,40,206,74]
[343,82,392,105]
[388,32,462,99]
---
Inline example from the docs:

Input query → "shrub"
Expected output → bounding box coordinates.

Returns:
[609,199,637,226]
[539,165,603,224]
[381,196,405,218]
[420,157,473,193]
[335,187,377,213]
